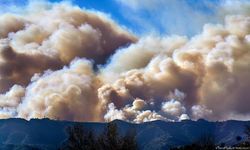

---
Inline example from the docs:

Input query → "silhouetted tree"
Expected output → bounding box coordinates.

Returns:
[121,128,138,150]
[60,122,138,150]
[85,131,97,150]
[97,122,122,150]
[97,122,138,150]
[60,123,97,150]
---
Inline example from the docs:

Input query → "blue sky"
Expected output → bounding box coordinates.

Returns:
[65,0,221,36]
[0,0,237,37]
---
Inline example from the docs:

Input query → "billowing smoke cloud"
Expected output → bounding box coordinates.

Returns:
[0,1,136,93]
[17,58,104,121]
[0,1,250,122]
[99,14,250,122]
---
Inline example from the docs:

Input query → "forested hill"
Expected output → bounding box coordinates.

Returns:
[0,118,249,150]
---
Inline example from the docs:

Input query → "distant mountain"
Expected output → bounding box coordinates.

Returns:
[0,118,249,150]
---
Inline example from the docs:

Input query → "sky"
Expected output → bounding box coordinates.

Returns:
[0,0,225,36]
[0,0,250,122]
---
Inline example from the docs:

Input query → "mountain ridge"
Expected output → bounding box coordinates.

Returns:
[0,118,249,150]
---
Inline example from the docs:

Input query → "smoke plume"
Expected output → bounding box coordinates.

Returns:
[0,1,250,122]
[0,1,136,93]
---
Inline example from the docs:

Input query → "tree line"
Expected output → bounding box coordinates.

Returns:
[58,122,138,150]
[59,122,250,150]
